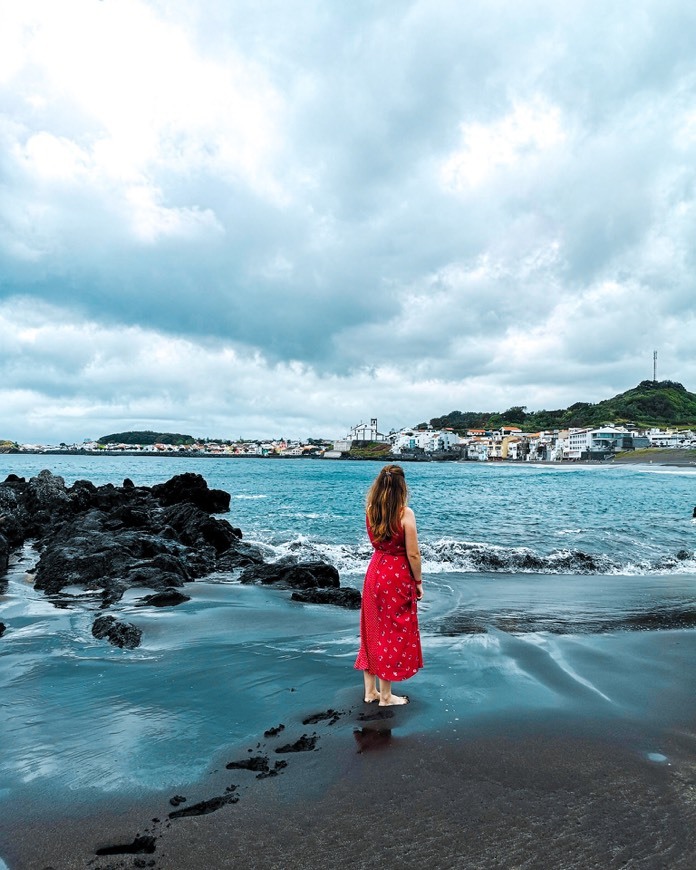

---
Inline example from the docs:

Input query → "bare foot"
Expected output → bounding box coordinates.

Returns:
[379,694,409,706]
[363,691,380,703]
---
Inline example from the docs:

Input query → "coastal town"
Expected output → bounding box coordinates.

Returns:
[3,416,696,462]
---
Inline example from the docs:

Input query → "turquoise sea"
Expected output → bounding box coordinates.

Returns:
[0,455,695,865]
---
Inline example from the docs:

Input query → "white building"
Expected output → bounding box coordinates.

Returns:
[648,428,696,447]
[466,440,489,461]
[566,428,592,459]
[330,418,389,455]
[391,427,462,454]
[347,418,388,442]
[566,425,631,459]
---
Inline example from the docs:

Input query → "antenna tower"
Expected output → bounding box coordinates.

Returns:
[653,350,657,382]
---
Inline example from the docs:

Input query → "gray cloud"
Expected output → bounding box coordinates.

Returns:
[1,0,695,441]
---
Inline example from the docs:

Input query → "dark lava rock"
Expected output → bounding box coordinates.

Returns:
[169,795,187,807]
[92,615,142,649]
[226,756,269,772]
[162,502,241,554]
[256,760,289,780]
[30,497,214,602]
[264,723,285,737]
[256,770,277,779]
[34,522,194,600]
[302,709,341,725]
[0,471,242,607]
[0,483,31,548]
[169,791,238,819]
[136,589,191,608]
[95,835,156,856]
[291,587,361,609]
[151,473,231,513]
[0,531,8,576]
[0,622,6,638]
[1,471,350,625]
[25,469,71,514]
[275,733,319,753]
[239,561,339,590]
[215,540,266,571]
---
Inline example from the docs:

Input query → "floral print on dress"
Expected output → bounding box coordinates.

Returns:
[354,516,423,681]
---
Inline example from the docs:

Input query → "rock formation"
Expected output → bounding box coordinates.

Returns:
[92,615,143,649]
[0,470,360,640]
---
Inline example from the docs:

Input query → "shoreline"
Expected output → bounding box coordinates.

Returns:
[4,685,696,869]
[2,448,695,466]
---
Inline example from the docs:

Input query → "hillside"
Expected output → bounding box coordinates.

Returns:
[98,430,195,446]
[346,441,392,459]
[431,381,696,433]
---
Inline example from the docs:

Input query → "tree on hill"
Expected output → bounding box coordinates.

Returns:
[98,431,195,446]
[429,381,696,432]
[502,406,527,424]
[581,381,695,426]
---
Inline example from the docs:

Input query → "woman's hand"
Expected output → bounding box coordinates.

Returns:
[415,581,423,600]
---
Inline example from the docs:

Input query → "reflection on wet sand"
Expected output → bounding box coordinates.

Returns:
[353,727,393,753]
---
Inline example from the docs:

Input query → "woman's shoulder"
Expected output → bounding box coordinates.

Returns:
[401,506,416,524]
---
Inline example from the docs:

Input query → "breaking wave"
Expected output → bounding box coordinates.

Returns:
[420,539,695,575]
[249,534,696,578]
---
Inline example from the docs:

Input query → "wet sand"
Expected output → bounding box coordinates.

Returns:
[4,701,696,869]
[612,449,696,466]
[2,521,695,868]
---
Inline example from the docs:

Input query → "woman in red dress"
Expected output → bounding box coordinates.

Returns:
[354,464,424,706]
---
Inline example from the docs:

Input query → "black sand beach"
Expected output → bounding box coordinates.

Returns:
[1,462,695,869]
[4,703,696,869]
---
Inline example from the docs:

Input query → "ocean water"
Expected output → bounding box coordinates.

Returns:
[0,455,695,852]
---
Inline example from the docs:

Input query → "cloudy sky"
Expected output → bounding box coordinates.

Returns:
[2,0,696,443]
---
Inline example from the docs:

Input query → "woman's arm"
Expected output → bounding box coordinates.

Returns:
[402,507,423,598]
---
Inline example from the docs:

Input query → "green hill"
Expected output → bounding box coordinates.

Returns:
[98,430,195,446]
[431,381,696,433]
[347,441,392,459]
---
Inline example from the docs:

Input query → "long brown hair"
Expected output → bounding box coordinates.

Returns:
[366,464,408,542]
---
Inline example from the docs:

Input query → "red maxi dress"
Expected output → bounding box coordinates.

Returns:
[354,517,424,682]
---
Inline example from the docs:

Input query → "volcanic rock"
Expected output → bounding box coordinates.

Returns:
[215,540,266,571]
[238,561,339,589]
[275,733,319,753]
[0,531,8,576]
[301,709,341,725]
[151,472,230,513]
[291,587,361,609]
[168,791,238,819]
[162,502,240,554]
[136,588,191,607]
[92,615,142,649]
[95,835,156,856]
[0,471,353,622]
[225,756,269,772]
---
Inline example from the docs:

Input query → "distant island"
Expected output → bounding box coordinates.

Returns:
[98,430,195,446]
[429,381,696,433]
